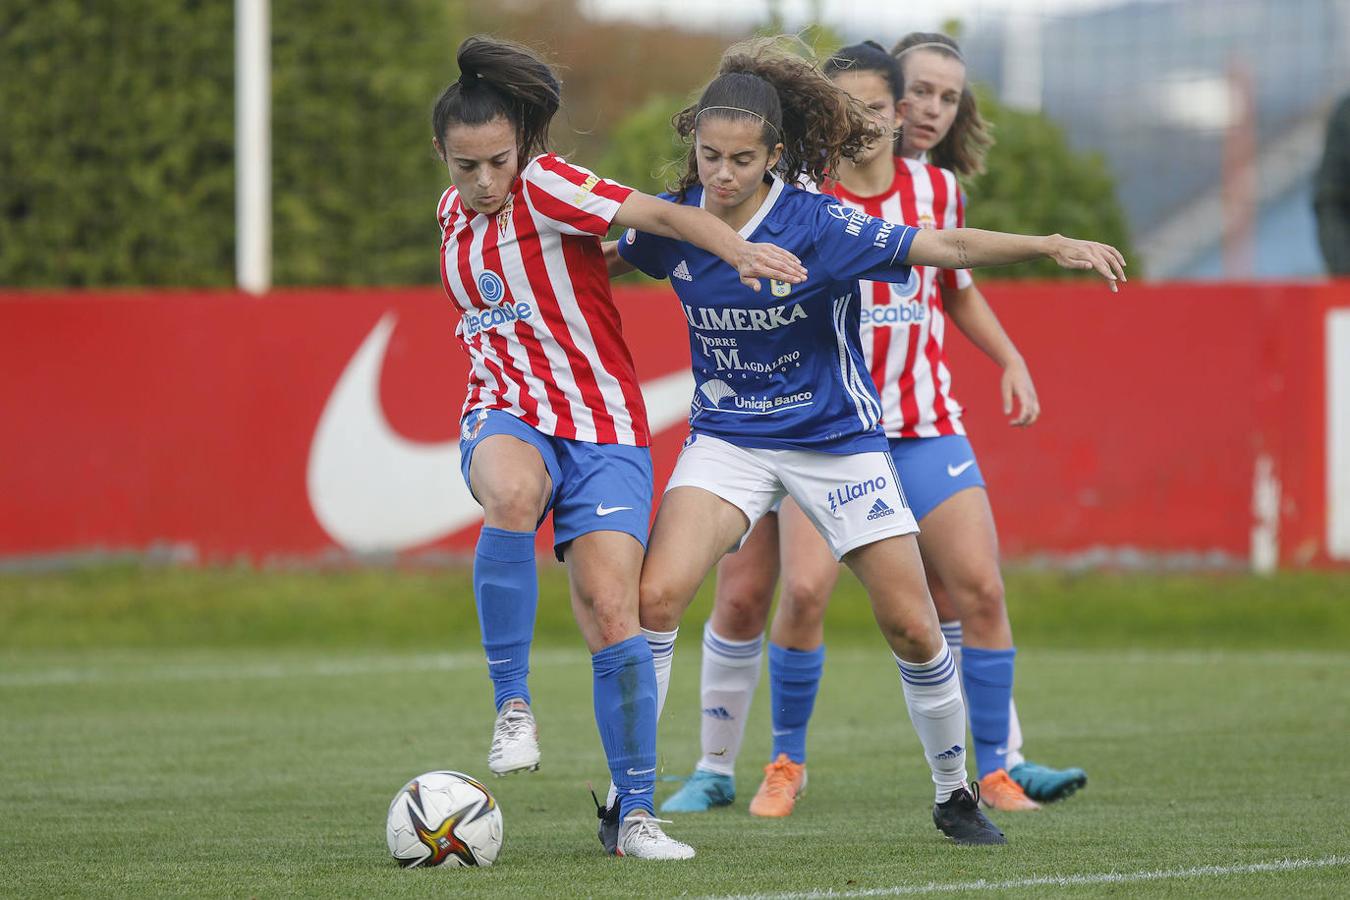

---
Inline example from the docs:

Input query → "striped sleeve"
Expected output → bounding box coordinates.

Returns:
[940,185,973,290]
[523,154,635,237]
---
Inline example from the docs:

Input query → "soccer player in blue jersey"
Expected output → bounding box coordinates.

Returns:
[599,38,1124,847]
[662,36,1090,821]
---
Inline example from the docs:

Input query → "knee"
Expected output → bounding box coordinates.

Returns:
[583,587,638,646]
[954,572,1008,638]
[639,574,686,633]
[779,571,832,626]
[718,584,774,633]
[479,477,549,530]
[878,613,938,658]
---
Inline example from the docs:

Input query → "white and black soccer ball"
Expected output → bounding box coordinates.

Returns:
[386,770,503,868]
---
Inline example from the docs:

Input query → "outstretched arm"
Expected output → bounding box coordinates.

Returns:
[941,280,1039,426]
[613,192,807,291]
[910,228,1127,291]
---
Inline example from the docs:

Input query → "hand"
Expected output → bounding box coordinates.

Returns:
[737,241,808,292]
[1001,356,1040,427]
[1046,235,1128,291]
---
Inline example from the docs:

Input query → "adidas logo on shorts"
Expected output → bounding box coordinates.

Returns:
[672,260,693,281]
[866,498,896,521]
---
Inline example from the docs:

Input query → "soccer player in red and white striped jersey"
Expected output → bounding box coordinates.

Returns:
[429,35,805,861]
[829,149,971,439]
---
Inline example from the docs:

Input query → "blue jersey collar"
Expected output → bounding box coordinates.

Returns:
[699,174,786,239]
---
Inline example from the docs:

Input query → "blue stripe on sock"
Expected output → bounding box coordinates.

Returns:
[703,626,763,660]
[897,648,957,686]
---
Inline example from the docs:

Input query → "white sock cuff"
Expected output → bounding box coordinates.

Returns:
[939,620,963,649]
[895,639,956,688]
[642,626,678,660]
[703,621,763,667]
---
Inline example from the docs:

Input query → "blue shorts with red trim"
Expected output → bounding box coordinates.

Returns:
[458,409,652,561]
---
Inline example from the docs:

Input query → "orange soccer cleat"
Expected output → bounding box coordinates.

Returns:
[978,769,1042,811]
[748,753,808,817]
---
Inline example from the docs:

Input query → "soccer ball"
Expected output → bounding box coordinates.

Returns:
[386,770,504,868]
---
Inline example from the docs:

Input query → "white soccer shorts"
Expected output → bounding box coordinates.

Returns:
[665,434,919,559]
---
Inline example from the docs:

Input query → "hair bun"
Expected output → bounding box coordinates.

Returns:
[458,68,480,88]
[862,39,887,51]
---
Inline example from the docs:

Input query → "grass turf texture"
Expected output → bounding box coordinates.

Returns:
[2,566,1348,897]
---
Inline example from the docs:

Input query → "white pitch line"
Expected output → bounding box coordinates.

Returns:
[0,648,587,688]
[702,855,1350,899]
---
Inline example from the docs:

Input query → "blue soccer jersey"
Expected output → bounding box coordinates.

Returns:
[618,176,918,453]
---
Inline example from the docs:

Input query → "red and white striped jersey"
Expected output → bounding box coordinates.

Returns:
[437,153,650,446]
[825,157,973,438]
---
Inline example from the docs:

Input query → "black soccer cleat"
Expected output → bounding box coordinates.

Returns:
[592,787,621,855]
[933,782,1007,846]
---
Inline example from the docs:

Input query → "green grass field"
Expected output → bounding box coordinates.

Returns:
[3,565,1349,897]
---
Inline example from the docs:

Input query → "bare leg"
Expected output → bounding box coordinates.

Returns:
[844,535,969,802]
[917,488,1021,788]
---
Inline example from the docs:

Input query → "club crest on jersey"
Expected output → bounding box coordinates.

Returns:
[918,212,936,230]
[892,268,921,302]
[477,270,506,304]
[770,279,793,297]
[624,227,637,245]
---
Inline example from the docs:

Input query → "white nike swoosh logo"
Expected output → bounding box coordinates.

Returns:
[596,503,633,516]
[486,658,512,665]
[947,460,975,478]
[626,767,656,776]
[771,728,792,737]
[307,314,695,552]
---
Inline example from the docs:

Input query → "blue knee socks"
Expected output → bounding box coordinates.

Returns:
[592,635,658,819]
[768,643,825,764]
[961,646,1016,778]
[473,526,537,710]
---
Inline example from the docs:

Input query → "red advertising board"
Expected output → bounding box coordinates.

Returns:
[2,282,1346,566]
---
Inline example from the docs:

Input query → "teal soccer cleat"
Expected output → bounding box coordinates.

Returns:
[1009,761,1088,803]
[659,769,735,813]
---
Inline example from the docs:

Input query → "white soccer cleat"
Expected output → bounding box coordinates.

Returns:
[487,699,540,776]
[616,814,696,860]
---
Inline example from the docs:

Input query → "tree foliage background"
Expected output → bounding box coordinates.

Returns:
[1,0,1134,288]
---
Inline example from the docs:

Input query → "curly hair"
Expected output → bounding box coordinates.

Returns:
[891,32,994,177]
[673,37,884,197]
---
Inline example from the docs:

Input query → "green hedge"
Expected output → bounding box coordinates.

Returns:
[2,5,1134,287]
[963,91,1139,279]
[2,0,461,288]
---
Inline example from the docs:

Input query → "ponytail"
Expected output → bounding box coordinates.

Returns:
[432,36,561,162]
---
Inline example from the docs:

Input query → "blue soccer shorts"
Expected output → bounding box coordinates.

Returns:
[887,434,986,522]
[458,409,653,561]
